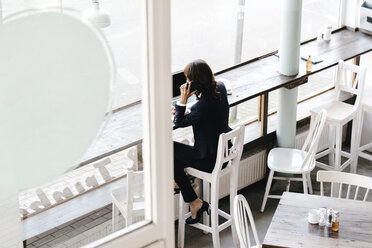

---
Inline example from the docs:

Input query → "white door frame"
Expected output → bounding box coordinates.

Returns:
[86,0,174,247]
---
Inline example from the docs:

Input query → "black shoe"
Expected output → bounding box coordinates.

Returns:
[185,201,210,224]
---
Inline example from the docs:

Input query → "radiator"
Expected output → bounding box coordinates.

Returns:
[218,149,267,199]
[295,124,330,152]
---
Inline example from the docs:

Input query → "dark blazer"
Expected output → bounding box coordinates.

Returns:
[174,83,231,160]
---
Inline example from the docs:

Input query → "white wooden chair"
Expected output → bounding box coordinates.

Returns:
[234,195,260,248]
[352,93,372,169]
[111,170,145,231]
[260,110,327,212]
[310,60,366,173]
[178,126,245,248]
[317,171,372,201]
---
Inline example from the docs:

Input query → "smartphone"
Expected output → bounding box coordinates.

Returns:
[188,81,199,92]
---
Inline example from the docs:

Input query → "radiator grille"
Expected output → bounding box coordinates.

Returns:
[218,150,267,199]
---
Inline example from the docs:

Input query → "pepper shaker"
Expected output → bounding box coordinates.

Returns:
[326,208,333,227]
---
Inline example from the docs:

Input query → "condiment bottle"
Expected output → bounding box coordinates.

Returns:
[332,211,339,232]
[326,208,333,227]
[306,55,312,74]
[318,207,327,226]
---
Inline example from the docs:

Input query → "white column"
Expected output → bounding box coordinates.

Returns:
[277,0,302,148]
[277,87,298,148]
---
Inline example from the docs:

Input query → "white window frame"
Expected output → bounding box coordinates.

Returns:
[85,0,174,247]
[339,0,363,29]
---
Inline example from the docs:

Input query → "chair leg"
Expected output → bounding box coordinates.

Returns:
[351,112,364,173]
[211,182,220,248]
[328,125,335,167]
[177,194,186,248]
[230,169,239,248]
[260,169,274,213]
[334,124,342,171]
[331,124,343,196]
[203,180,210,235]
[302,173,308,194]
[112,203,120,232]
[307,172,313,194]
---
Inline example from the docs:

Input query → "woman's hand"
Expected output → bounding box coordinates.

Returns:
[180,82,196,105]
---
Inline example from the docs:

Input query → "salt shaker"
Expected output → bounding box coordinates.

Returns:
[318,207,327,226]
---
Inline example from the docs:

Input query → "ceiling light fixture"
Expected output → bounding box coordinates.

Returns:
[82,0,111,28]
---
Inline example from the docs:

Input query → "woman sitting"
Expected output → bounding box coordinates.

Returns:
[173,59,231,224]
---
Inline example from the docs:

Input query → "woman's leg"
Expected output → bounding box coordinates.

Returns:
[174,142,216,219]
[174,142,198,203]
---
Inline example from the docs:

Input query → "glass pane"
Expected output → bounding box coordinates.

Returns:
[171,0,340,74]
[298,67,334,102]
[171,0,237,72]
[241,0,281,61]
[241,0,340,62]
[62,0,144,109]
[268,67,335,114]
[301,0,340,41]
[0,0,148,247]
[229,98,259,128]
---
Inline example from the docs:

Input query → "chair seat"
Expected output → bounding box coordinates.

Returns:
[112,187,145,211]
[268,148,314,173]
[185,167,212,182]
[310,101,356,124]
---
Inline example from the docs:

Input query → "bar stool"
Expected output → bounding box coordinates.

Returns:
[260,110,327,212]
[352,93,372,169]
[310,60,366,173]
[177,126,245,248]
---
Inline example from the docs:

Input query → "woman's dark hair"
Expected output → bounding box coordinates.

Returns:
[184,59,220,101]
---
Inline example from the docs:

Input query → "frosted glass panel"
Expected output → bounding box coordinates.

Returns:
[0,2,147,247]
[0,10,113,190]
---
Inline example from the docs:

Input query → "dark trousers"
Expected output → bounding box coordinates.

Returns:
[174,141,215,203]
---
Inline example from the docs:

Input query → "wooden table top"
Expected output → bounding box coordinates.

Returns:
[219,28,372,107]
[262,192,372,248]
